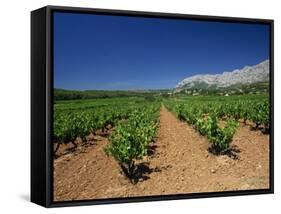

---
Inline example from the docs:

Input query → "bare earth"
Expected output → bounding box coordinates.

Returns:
[54,106,270,201]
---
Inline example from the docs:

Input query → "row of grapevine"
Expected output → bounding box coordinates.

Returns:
[201,100,269,128]
[167,96,269,129]
[105,103,160,183]
[53,102,143,152]
[165,102,239,152]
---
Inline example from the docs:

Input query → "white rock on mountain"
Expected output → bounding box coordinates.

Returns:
[176,59,269,90]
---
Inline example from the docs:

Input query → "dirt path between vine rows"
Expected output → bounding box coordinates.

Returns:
[54,106,270,201]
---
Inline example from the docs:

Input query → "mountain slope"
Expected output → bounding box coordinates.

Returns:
[176,60,269,91]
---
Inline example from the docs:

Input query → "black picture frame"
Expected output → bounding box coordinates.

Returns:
[31,5,274,208]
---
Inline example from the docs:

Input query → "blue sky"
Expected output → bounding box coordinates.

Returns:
[53,12,270,90]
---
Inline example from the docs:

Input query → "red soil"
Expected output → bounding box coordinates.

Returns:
[53,106,270,201]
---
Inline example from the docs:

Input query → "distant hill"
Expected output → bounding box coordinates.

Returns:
[54,88,172,101]
[54,60,270,100]
[175,81,269,96]
[176,60,269,92]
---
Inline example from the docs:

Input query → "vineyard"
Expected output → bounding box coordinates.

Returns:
[53,94,270,200]
[164,95,269,153]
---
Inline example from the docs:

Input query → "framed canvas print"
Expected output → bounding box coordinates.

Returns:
[31,5,274,207]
